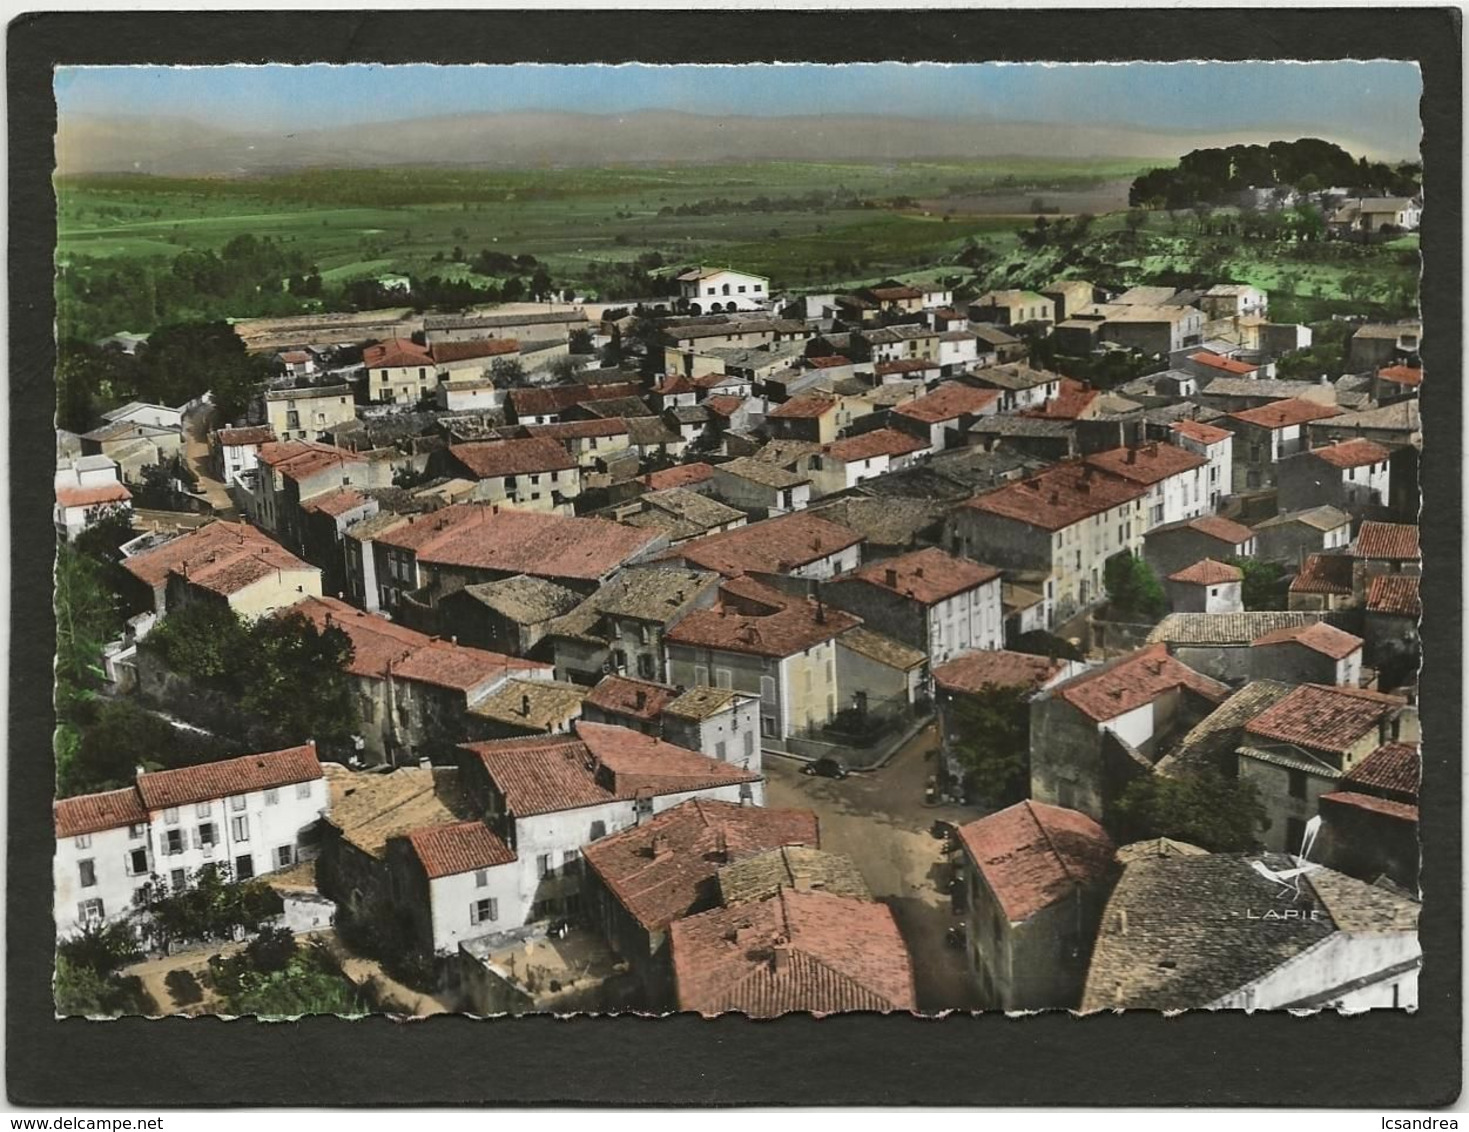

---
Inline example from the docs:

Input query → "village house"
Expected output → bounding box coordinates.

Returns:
[521,417,634,470]
[244,439,389,555]
[1348,321,1422,373]
[581,673,681,736]
[1251,505,1353,566]
[54,455,132,541]
[823,547,1002,665]
[457,721,763,930]
[1181,350,1268,383]
[641,462,717,494]
[658,686,764,769]
[264,384,357,443]
[210,425,276,486]
[970,290,1055,328]
[434,574,584,657]
[664,575,861,749]
[467,678,590,740]
[1237,683,1416,853]
[1362,574,1421,670]
[1198,283,1269,320]
[436,378,503,413]
[937,330,983,373]
[1329,196,1422,234]
[668,510,864,581]
[506,382,643,426]
[676,267,770,314]
[1250,621,1364,687]
[1288,552,1357,612]
[1373,364,1423,405]
[77,417,184,482]
[1142,514,1256,580]
[55,743,328,939]
[890,381,1001,451]
[1193,377,1337,415]
[1081,848,1419,1011]
[1168,419,1234,507]
[362,338,436,406]
[1069,303,1205,356]
[1223,398,1344,492]
[600,488,747,547]
[429,338,521,384]
[1277,438,1393,517]
[708,457,811,516]
[1164,558,1244,614]
[291,595,553,764]
[970,324,1029,364]
[1083,442,1210,531]
[763,391,869,445]
[443,437,581,511]
[955,801,1116,1010]
[1317,740,1420,892]
[948,462,1147,627]
[582,799,819,1005]
[963,363,1064,414]
[668,887,915,1016]
[120,519,322,618]
[1350,521,1421,595]
[1146,611,1339,685]
[423,309,589,346]
[805,429,928,497]
[1029,644,1229,822]
[1039,279,1096,322]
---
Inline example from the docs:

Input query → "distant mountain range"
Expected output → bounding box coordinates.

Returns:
[54,109,1385,177]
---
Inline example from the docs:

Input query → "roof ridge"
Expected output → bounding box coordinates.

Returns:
[1026,801,1078,889]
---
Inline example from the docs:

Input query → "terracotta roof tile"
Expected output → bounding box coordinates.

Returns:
[843,546,999,605]
[642,463,717,490]
[1084,442,1207,486]
[667,576,860,659]
[136,744,322,811]
[299,487,369,517]
[121,520,315,596]
[1228,398,1343,430]
[1318,790,1418,823]
[1246,684,1406,756]
[1022,377,1098,420]
[56,483,132,508]
[1308,438,1392,469]
[1188,351,1257,375]
[55,787,148,839]
[892,381,999,424]
[965,461,1146,532]
[675,511,862,577]
[769,392,838,420]
[821,428,927,463]
[956,801,1116,923]
[1354,522,1420,561]
[429,339,519,365]
[1170,419,1233,445]
[1341,741,1420,802]
[215,426,276,447]
[363,338,432,368]
[509,382,642,419]
[449,437,577,479]
[1378,365,1422,387]
[583,799,819,932]
[257,440,365,482]
[1053,643,1228,723]
[1290,553,1355,596]
[1250,621,1363,659]
[670,889,916,1016]
[932,650,1068,696]
[1167,558,1243,585]
[584,674,681,722]
[404,820,516,879]
[1366,574,1421,617]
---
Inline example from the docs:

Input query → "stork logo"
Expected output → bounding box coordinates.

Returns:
[1246,816,1328,922]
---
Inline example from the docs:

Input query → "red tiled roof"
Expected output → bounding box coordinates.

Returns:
[821,428,927,463]
[956,801,1115,923]
[136,744,322,811]
[844,546,999,605]
[299,487,369,517]
[1188,351,1258,375]
[1055,643,1228,723]
[1341,741,1419,802]
[1246,684,1406,756]
[523,418,630,441]
[257,440,365,482]
[869,285,924,301]
[702,394,745,418]
[932,650,1068,696]
[1228,398,1343,430]
[509,382,642,418]
[462,721,759,818]
[642,463,716,490]
[292,595,546,690]
[1187,515,1255,544]
[1290,553,1355,596]
[675,511,863,578]
[670,889,916,1016]
[363,338,432,369]
[1308,438,1392,469]
[404,820,516,879]
[655,374,697,396]
[965,461,1146,533]
[667,576,860,659]
[215,426,276,447]
[56,482,132,508]
[449,436,577,479]
[1085,442,1207,486]
[1318,790,1418,823]
[55,787,148,839]
[1251,621,1363,660]
[769,392,838,420]
[1022,377,1097,420]
[1167,558,1242,585]
[807,355,851,369]
[1378,365,1422,387]
[1366,574,1421,617]
[122,520,315,596]
[585,674,681,722]
[874,358,939,377]
[582,799,820,932]
[1171,419,1233,445]
[1354,521,1420,561]
[892,381,999,424]
[429,339,519,365]
[404,509,660,584]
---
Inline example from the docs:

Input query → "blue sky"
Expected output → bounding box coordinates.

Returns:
[55,61,1422,158]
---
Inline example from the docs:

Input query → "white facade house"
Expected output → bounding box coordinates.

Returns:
[1201,284,1269,320]
[54,456,131,541]
[101,401,185,432]
[437,380,506,413]
[53,744,327,940]
[212,426,276,486]
[660,687,764,778]
[677,268,771,314]
[1169,421,1235,510]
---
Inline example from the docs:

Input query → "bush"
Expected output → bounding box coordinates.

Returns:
[1104,552,1166,620]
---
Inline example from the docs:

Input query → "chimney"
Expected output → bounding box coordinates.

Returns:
[1125,447,1137,465]
[713,829,729,861]
[651,833,672,859]
[771,943,791,973]
[635,689,647,711]
[521,692,532,717]
[418,756,433,771]
[885,567,899,587]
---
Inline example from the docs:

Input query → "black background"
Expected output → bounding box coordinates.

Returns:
[8,7,1462,1107]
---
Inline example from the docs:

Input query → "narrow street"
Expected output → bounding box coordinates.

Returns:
[765,723,985,1013]
[182,402,236,516]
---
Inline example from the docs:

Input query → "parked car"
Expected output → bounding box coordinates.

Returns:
[801,756,849,779]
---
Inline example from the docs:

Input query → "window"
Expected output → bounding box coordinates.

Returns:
[164,807,180,826]
[230,796,246,812]
[472,898,499,925]
[760,675,776,704]
[694,664,709,686]
[77,898,104,924]
[231,816,250,842]
[197,822,217,848]
[128,824,145,840]
[715,740,728,761]
[715,668,733,689]
[276,845,294,869]
[164,829,184,856]
[196,802,212,818]
[590,820,607,841]
[475,869,490,888]
[78,860,96,888]
[170,868,187,891]
[128,848,148,876]
[1288,769,1309,800]
[562,849,579,867]
[744,731,756,758]
[635,796,654,820]
[297,781,313,800]
[537,854,551,878]
[264,788,279,806]
[235,855,255,881]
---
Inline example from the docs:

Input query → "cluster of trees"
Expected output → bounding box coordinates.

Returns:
[140,601,359,757]
[656,188,867,218]
[54,920,150,1017]
[1130,139,1421,210]
[579,250,676,301]
[1227,557,1288,612]
[1016,213,1096,251]
[1111,767,1265,853]
[57,320,273,434]
[1103,552,1166,621]
[946,685,1032,808]
[207,927,365,1017]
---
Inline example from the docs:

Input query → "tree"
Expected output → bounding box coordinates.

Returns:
[1226,557,1287,611]
[208,937,366,1018]
[1103,552,1166,620]
[54,921,151,1017]
[947,685,1031,807]
[1111,767,1265,852]
[490,356,528,387]
[137,862,283,955]
[568,328,595,355]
